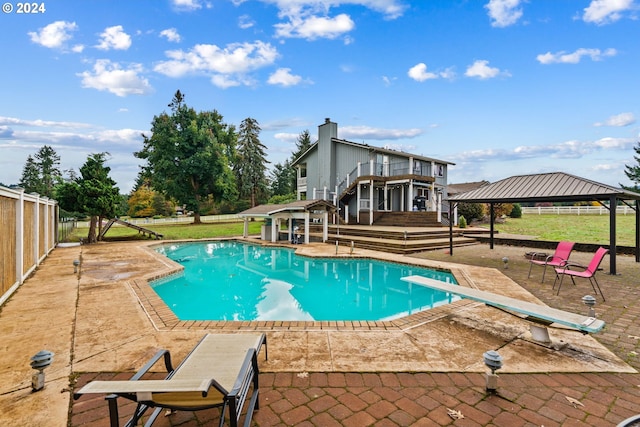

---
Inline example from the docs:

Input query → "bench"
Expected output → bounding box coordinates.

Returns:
[401,275,605,344]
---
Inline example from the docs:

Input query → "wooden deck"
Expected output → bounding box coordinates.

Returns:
[318,224,480,254]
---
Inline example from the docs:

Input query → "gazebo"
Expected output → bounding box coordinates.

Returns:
[238,199,336,244]
[446,172,640,275]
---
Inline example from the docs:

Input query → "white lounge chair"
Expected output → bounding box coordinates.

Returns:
[74,333,267,427]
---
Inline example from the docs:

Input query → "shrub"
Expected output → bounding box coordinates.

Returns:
[458,202,484,222]
[510,203,522,218]
[458,215,467,228]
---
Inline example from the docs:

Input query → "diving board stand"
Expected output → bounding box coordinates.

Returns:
[401,275,605,344]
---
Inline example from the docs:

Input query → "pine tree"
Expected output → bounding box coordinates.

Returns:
[235,117,269,207]
[77,153,120,243]
[622,140,640,192]
[19,155,41,193]
[35,145,61,198]
[136,91,237,223]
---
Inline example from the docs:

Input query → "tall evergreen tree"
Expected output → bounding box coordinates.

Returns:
[35,145,62,198]
[268,129,312,200]
[136,91,237,223]
[291,129,312,162]
[270,160,294,196]
[622,140,640,192]
[77,153,120,243]
[235,117,269,207]
[19,155,41,193]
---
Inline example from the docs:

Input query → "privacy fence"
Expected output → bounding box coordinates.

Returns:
[0,186,58,306]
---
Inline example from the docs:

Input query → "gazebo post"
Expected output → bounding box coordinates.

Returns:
[610,195,617,275]
[636,200,639,263]
[449,201,454,256]
[489,203,495,250]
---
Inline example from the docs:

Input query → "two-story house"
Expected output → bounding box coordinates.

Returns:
[292,118,455,225]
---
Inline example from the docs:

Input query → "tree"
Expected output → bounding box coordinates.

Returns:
[19,155,41,193]
[270,160,295,197]
[77,153,120,243]
[136,91,237,223]
[269,130,312,200]
[18,145,62,197]
[622,140,640,192]
[235,117,269,208]
[291,129,312,162]
[35,145,61,198]
[127,185,156,217]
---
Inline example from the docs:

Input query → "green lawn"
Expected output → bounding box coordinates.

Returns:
[66,214,636,247]
[494,214,636,246]
[67,220,264,242]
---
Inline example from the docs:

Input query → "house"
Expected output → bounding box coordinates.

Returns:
[292,118,455,225]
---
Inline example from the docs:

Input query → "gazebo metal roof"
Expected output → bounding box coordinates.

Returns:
[447,172,640,204]
[445,172,640,275]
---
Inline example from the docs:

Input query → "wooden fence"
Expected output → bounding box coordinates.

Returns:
[0,186,58,306]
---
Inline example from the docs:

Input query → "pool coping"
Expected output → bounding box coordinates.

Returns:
[129,238,483,332]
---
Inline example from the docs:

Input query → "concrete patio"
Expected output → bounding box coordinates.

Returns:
[1,238,639,426]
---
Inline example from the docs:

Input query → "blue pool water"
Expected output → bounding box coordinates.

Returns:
[152,241,459,321]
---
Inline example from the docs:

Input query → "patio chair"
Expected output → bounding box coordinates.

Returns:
[553,247,609,301]
[74,333,267,427]
[527,241,575,283]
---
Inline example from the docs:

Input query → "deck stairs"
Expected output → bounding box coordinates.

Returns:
[323,225,479,254]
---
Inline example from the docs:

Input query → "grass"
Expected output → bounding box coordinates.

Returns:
[66,214,636,247]
[494,214,636,246]
[67,220,264,241]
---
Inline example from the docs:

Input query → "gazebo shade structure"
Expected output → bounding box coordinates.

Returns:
[238,199,336,244]
[446,172,640,275]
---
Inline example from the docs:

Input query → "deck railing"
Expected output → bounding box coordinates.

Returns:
[336,160,435,198]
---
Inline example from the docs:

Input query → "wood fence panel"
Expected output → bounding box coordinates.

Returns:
[39,204,45,259]
[0,196,17,295]
[23,201,35,275]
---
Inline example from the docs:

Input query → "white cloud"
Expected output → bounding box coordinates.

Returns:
[171,0,211,11]
[160,28,182,43]
[453,137,636,163]
[465,60,508,79]
[77,59,153,97]
[536,48,617,64]
[238,15,255,29]
[582,0,634,25]
[266,1,405,40]
[28,21,78,49]
[0,116,93,129]
[594,112,636,127]
[407,63,438,82]
[154,41,279,86]
[382,75,396,86]
[275,13,355,39]
[341,125,423,140]
[263,0,406,20]
[96,25,132,51]
[268,68,304,86]
[485,0,524,27]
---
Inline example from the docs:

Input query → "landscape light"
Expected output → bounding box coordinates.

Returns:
[582,295,597,317]
[483,350,503,392]
[30,350,54,392]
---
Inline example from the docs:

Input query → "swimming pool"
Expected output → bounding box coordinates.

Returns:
[153,241,459,321]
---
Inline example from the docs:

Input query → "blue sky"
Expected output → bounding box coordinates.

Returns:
[1,0,639,194]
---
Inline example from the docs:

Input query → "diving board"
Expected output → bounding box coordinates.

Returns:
[401,275,605,339]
